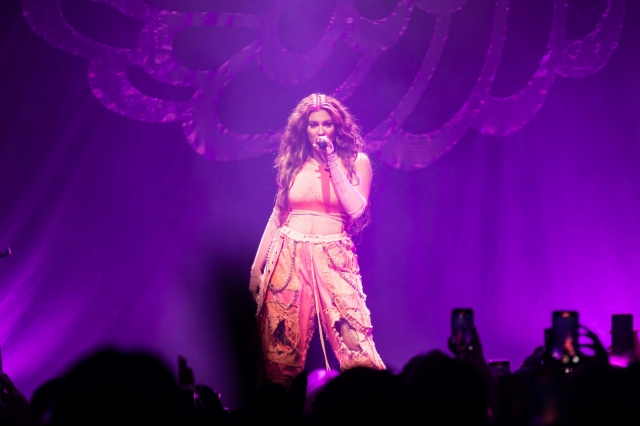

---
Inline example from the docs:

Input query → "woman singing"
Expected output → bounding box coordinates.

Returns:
[250,93,385,387]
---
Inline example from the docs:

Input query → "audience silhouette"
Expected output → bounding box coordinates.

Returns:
[0,318,638,426]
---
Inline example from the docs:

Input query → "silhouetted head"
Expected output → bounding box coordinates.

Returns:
[313,367,405,423]
[194,384,227,423]
[52,349,180,426]
[569,364,640,426]
[29,378,63,426]
[402,350,488,425]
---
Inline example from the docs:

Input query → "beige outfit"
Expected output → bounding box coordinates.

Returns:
[256,159,385,386]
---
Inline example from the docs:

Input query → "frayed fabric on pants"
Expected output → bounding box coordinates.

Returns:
[255,226,385,386]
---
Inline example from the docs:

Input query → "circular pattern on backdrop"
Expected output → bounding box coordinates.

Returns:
[22,0,626,169]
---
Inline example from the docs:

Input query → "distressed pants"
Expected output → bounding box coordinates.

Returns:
[256,227,385,386]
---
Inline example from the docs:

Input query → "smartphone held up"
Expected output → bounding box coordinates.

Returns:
[549,311,580,366]
[451,308,474,354]
[611,314,633,355]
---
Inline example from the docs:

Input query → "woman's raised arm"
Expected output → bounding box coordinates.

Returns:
[326,152,372,219]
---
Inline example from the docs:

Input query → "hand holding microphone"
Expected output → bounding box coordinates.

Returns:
[315,136,334,153]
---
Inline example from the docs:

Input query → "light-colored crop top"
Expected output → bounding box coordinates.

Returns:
[286,158,351,235]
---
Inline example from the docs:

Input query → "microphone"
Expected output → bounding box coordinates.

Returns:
[316,137,329,150]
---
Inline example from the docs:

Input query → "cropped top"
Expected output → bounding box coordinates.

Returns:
[286,158,350,235]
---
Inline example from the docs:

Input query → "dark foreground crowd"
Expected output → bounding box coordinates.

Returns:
[1,327,640,426]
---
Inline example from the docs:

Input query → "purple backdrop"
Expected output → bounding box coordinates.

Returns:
[1,0,640,408]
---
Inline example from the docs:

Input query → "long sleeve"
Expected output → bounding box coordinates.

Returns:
[326,152,368,219]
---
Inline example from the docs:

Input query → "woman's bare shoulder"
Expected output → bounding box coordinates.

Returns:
[354,152,372,169]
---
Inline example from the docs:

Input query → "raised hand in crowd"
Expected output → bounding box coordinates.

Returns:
[448,325,498,417]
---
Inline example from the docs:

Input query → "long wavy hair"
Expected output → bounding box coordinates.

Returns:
[274,93,370,236]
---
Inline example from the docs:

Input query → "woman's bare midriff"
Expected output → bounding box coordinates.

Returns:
[286,212,347,235]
